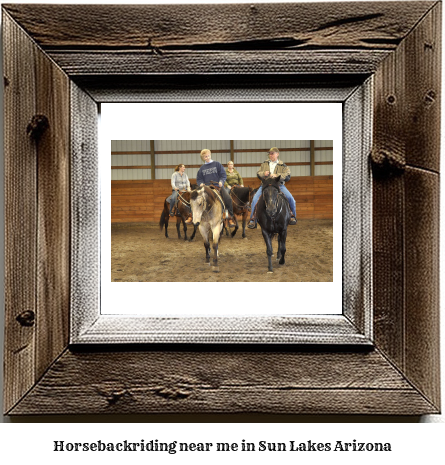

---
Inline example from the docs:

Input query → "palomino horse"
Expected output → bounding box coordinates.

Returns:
[190,185,224,272]
[159,190,198,241]
[223,185,253,239]
[256,176,291,272]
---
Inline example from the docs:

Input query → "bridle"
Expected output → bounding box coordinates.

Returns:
[262,182,283,219]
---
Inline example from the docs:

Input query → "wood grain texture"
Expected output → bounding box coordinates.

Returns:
[6,349,434,415]
[3,11,72,412]
[46,50,390,76]
[8,348,437,415]
[35,37,71,381]
[372,2,441,411]
[404,2,441,172]
[111,177,333,223]
[3,12,38,414]
[2,2,435,49]
[404,168,440,408]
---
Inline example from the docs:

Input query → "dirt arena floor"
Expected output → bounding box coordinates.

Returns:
[111,219,333,282]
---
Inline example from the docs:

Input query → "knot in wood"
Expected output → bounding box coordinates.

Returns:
[154,386,191,400]
[16,310,35,327]
[27,115,49,140]
[424,90,436,105]
[370,149,405,177]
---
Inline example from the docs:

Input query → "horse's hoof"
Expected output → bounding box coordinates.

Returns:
[212,267,220,273]
[267,270,274,274]
[279,259,285,265]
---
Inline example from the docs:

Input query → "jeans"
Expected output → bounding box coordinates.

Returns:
[250,184,296,219]
[169,190,179,213]
[219,186,234,217]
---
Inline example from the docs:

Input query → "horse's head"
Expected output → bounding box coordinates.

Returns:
[262,176,281,218]
[190,186,206,226]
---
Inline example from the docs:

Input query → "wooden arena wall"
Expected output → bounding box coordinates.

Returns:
[111,176,333,223]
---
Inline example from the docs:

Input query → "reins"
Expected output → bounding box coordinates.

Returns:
[177,191,191,209]
[230,186,250,210]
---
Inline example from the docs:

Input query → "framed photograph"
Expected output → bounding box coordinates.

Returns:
[3,2,440,415]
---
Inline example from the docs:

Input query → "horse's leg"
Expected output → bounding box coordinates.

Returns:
[200,225,211,264]
[278,228,287,265]
[261,229,274,272]
[176,217,182,239]
[223,218,229,236]
[277,234,281,261]
[212,220,222,272]
[181,213,188,241]
[230,214,239,238]
[161,203,170,238]
[165,215,169,238]
[183,218,188,241]
[189,223,198,242]
[241,211,247,238]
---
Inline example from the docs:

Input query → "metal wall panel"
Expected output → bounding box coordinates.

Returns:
[111,140,333,180]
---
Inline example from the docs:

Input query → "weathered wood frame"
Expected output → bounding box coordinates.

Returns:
[3,2,441,415]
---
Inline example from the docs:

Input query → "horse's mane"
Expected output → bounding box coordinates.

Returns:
[190,185,217,202]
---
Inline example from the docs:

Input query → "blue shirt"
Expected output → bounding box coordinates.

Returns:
[196,161,227,186]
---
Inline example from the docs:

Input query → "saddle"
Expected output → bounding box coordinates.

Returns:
[209,185,226,213]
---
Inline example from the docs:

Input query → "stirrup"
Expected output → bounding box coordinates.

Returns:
[247,219,257,229]
[289,217,297,225]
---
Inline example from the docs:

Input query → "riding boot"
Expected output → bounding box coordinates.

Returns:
[228,212,237,228]
[289,207,297,225]
[247,205,258,229]
[169,205,175,217]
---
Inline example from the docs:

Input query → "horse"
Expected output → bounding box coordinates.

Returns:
[190,185,225,272]
[256,176,291,272]
[159,190,198,241]
[223,185,253,238]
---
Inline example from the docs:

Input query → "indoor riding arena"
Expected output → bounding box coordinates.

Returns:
[111,140,334,282]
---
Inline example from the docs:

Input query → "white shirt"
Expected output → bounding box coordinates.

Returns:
[269,160,278,174]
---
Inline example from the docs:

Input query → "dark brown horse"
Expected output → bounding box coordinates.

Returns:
[223,185,254,238]
[159,190,197,241]
[256,177,290,272]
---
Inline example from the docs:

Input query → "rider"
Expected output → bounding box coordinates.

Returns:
[196,149,237,227]
[247,147,297,229]
[170,163,191,219]
[224,161,244,193]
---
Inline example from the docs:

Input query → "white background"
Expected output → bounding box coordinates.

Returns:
[101,103,342,316]
[0,0,444,461]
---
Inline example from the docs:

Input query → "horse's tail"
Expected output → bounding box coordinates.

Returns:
[159,209,166,230]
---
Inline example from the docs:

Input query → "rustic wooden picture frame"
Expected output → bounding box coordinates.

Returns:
[3,2,441,415]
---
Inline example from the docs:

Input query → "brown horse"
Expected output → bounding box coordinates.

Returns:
[223,185,254,238]
[159,190,197,241]
[190,186,224,272]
